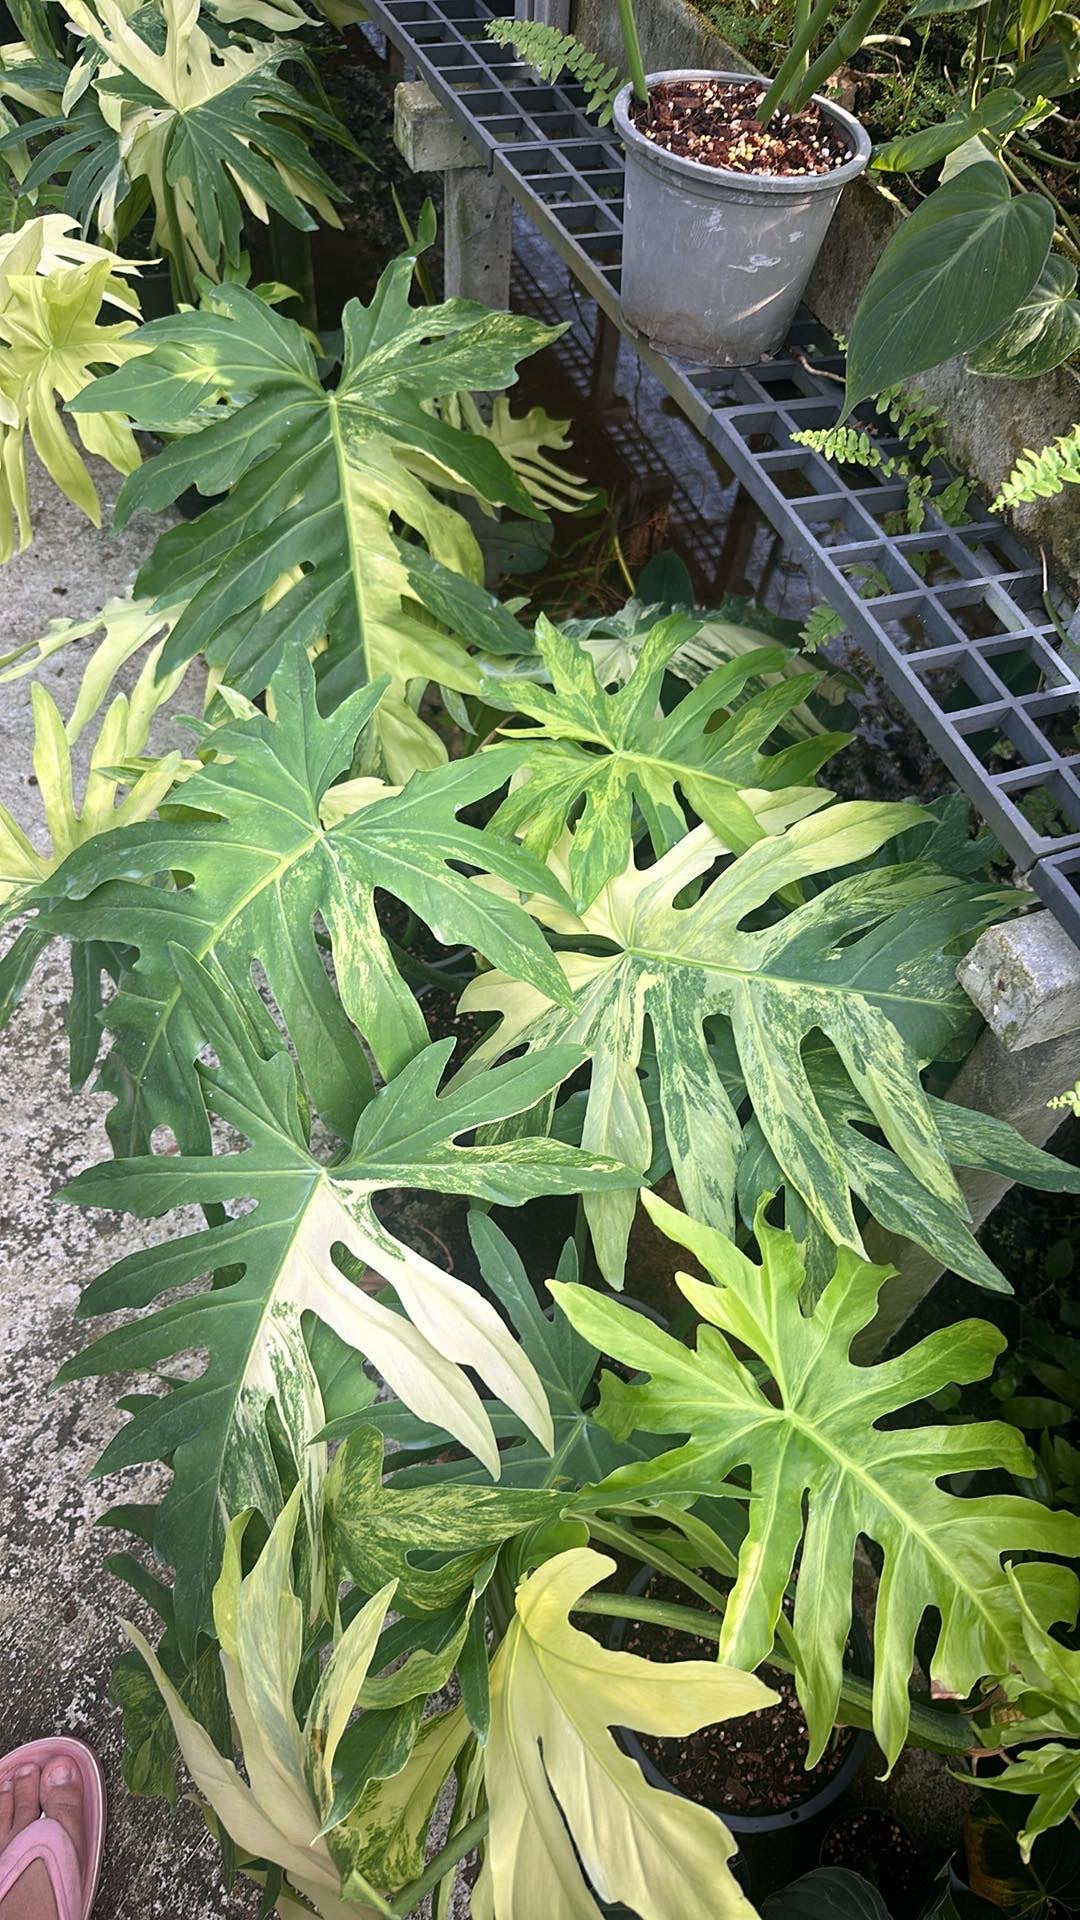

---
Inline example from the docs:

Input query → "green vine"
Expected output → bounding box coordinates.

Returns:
[992,425,1080,512]
[485,20,626,122]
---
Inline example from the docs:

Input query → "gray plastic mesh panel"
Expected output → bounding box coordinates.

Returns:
[373,0,1080,940]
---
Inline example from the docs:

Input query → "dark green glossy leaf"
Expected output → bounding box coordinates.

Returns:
[36,642,573,1153]
[1014,11,1080,94]
[844,164,1054,412]
[969,254,1080,376]
[763,1868,893,1918]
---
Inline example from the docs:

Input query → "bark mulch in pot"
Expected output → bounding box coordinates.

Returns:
[620,1571,856,1817]
[629,80,852,177]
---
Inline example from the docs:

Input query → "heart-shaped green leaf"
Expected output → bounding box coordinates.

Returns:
[843,163,1054,413]
[969,254,1080,377]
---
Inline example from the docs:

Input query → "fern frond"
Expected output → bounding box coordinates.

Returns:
[1048,1079,1080,1117]
[993,426,1080,512]
[800,602,846,651]
[792,425,900,477]
[486,19,625,122]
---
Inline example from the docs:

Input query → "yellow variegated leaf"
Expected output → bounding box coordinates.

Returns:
[344,1705,471,1895]
[483,1546,772,1919]
[125,1492,395,1920]
[0,221,145,558]
[553,1201,1080,1769]
[0,653,191,922]
[57,949,634,1649]
[457,804,1018,1286]
[0,593,187,744]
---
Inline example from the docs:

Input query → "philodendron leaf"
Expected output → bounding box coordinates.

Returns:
[56,951,637,1649]
[1014,11,1080,94]
[477,1546,771,1919]
[0,217,144,558]
[126,1492,394,1920]
[551,1195,1080,1768]
[972,1570,1080,1860]
[871,90,1026,172]
[968,254,1080,378]
[457,809,1017,1283]
[762,1869,893,1918]
[843,163,1054,414]
[62,0,357,286]
[330,1214,659,1492]
[326,1427,563,1612]
[72,233,558,772]
[483,613,842,910]
[735,1051,1080,1297]
[37,640,572,1154]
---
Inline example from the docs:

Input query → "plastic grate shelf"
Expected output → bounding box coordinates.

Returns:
[372,0,1080,942]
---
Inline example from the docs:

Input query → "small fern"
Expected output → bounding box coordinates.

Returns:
[792,424,903,481]
[1048,1079,1080,1118]
[992,425,1080,512]
[801,602,847,651]
[793,379,971,535]
[486,20,625,123]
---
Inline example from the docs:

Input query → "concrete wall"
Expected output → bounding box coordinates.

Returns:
[574,0,1080,595]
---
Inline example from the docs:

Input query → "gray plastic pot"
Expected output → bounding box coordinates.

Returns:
[613,73,871,367]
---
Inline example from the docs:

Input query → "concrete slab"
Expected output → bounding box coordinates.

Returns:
[0,458,258,1918]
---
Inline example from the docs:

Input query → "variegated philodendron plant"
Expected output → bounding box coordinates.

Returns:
[1,216,1078,1920]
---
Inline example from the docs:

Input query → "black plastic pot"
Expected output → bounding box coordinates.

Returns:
[609,1564,873,1834]
[821,1806,928,1909]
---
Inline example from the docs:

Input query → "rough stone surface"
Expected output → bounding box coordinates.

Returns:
[573,0,1080,593]
[0,458,259,1918]
[958,911,1080,1050]
[444,167,513,311]
[394,79,480,173]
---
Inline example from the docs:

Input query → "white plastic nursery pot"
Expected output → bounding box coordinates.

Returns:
[613,71,872,367]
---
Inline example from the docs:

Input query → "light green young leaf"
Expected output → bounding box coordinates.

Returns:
[56,951,637,1649]
[71,232,559,772]
[451,393,596,515]
[0,592,185,744]
[457,809,1015,1283]
[551,1196,1080,1768]
[125,1491,394,1919]
[482,613,841,909]
[480,1546,772,1919]
[0,216,144,558]
[36,640,574,1154]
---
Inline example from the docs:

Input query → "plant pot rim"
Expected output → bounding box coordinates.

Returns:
[609,1563,874,1833]
[613,71,872,197]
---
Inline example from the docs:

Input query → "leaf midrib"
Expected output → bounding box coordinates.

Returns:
[620,941,953,1018]
[772,1404,1011,1652]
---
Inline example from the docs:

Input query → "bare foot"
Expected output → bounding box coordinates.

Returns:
[0,1757,86,1920]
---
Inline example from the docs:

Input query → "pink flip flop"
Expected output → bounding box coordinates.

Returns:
[0,1738,105,1920]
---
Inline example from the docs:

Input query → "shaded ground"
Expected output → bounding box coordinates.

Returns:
[0,460,259,1919]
